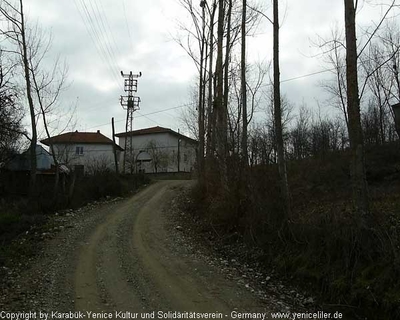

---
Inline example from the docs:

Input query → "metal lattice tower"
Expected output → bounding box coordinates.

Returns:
[120,71,142,173]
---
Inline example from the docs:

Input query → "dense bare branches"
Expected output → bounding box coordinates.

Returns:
[0,0,71,201]
[317,28,349,126]
[0,53,24,164]
[0,0,38,196]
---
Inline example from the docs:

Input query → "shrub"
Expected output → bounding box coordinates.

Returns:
[193,144,400,318]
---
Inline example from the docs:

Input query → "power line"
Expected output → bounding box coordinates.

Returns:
[74,0,123,91]
[137,103,194,116]
[76,0,116,85]
[136,111,162,126]
[264,51,399,88]
[78,51,399,132]
[87,0,122,90]
[281,68,334,84]
[122,0,135,54]
[98,0,124,59]
[91,0,122,72]
[83,97,119,112]
[86,103,194,130]
[81,50,398,131]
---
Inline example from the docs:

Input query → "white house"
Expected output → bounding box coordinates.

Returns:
[115,126,197,174]
[41,130,123,174]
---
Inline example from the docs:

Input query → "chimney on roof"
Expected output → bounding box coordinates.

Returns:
[75,130,78,133]
[97,130,100,133]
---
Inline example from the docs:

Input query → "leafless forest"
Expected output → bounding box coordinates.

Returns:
[1,0,400,318]
[177,0,400,318]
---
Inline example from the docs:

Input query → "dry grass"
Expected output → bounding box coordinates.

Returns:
[193,143,400,319]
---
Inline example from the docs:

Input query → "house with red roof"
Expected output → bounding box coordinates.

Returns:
[115,126,197,174]
[41,130,123,174]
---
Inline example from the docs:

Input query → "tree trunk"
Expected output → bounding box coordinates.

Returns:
[223,0,232,114]
[31,56,59,203]
[20,0,37,198]
[42,111,59,201]
[206,2,216,159]
[344,0,369,226]
[223,0,232,173]
[273,0,290,221]
[215,0,227,188]
[241,0,248,165]
[198,2,206,183]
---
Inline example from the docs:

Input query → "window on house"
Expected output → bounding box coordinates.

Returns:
[76,146,84,155]
[184,154,188,163]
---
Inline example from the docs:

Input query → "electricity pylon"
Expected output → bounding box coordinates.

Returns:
[120,71,142,174]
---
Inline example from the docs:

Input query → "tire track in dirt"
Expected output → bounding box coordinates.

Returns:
[74,183,162,312]
[73,180,268,315]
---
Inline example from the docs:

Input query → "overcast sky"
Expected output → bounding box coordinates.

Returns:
[21,0,399,140]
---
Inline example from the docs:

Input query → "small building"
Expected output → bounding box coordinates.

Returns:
[6,145,54,171]
[41,130,123,174]
[115,126,197,173]
[2,145,57,195]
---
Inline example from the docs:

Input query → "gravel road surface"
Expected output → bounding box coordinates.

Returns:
[1,181,286,319]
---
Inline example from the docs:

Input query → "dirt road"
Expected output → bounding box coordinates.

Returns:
[74,180,266,314]
[2,181,276,319]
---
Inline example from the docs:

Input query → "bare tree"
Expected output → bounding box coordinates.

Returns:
[344,0,369,225]
[266,91,294,162]
[198,0,206,182]
[384,23,400,101]
[361,43,395,144]
[28,29,70,200]
[213,0,228,189]
[289,105,311,160]
[241,0,248,165]
[248,123,274,166]
[247,61,269,122]
[86,154,113,175]
[179,98,199,140]
[317,28,349,126]
[360,20,400,139]
[146,140,169,173]
[0,0,37,197]
[273,0,291,221]
[0,54,24,165]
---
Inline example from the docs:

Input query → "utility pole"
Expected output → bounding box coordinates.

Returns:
[177,128,181,173]
[120,71,142,174]
[111,117,119,175]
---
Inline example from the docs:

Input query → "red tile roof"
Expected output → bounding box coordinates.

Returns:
[41,131,123,150]
[115,126,170,136]
[115,126,197,144]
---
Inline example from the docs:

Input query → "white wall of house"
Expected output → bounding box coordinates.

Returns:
[52,143,120,174]
[118,132,196,173]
